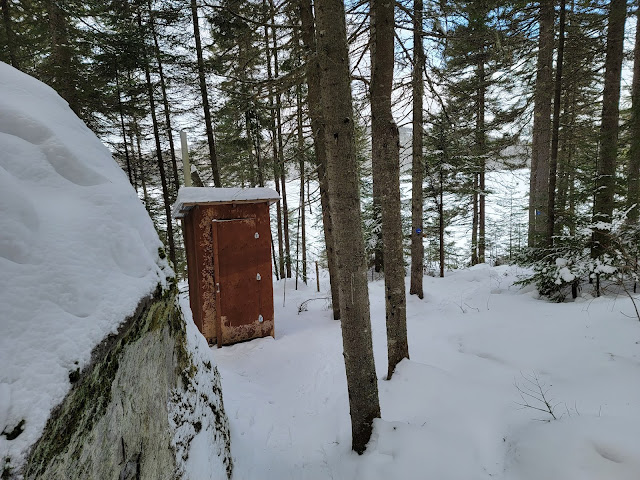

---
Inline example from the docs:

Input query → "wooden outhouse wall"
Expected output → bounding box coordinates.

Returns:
[182,202,274,346]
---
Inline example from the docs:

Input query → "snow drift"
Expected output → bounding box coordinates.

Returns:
[0,62,231,479]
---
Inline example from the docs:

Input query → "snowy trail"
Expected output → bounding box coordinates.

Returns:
[184,265,640,479]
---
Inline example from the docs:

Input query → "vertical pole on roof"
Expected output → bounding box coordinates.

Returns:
[180,130,192,187]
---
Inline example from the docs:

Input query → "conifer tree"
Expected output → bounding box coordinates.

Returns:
[592,0,625,258]
[315,0,380,454]
[370,0,409,379]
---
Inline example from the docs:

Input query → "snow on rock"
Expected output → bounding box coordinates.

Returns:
[0,62,171,470]
[171,294,233,480]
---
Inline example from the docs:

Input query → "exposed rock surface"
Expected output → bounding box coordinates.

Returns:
[22,291,232,480]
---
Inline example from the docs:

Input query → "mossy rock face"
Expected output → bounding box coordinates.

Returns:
[23,289,231,480]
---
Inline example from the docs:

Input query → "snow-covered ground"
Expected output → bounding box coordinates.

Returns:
[183,265,640,479]
[0,63,170,470]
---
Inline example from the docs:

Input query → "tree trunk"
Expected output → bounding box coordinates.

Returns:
[568,158,576,237]
[555,77,575,234]
[528,0,554,247]
[115,62,133,186]
[627,3,640,224]
[46,0,79,115]
[296,83,307,284]
[273,164,286,278]
[592,0,626,257]
[298,0,341,319]
[439,165,445,277]
[315,0,380,453]
[370,7,384,275]
[253,113,264,187]
[139,12,176,268]
[133,118,150,208]
[556,0,579,236]
[264,15,286,279]
[245,110,257,187]
[409,0,424,298]
[547,0,566,246]
[190,0,221,186]
[127,128,139,192]
[471,174,478,265]
[270,0,292,278]
[149,0,180,197]
[1,0,19,68]
[477,59,486,264]
[370,0,409,380]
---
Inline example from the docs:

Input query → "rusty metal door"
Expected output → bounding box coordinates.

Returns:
[212,218,267,345]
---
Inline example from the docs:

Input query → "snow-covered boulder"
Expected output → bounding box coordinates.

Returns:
[0,62,231,479]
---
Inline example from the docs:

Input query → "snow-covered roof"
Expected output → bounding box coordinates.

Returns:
[0,62,170,470]
[172,187,280,218]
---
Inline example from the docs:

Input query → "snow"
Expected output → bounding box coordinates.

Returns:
[179,264,640,479]
[0,63,170,469]
[3,59,640,479]
[172,187,280,218]
[170,296,231,480]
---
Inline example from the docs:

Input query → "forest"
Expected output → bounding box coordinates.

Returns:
[2,0,640,468]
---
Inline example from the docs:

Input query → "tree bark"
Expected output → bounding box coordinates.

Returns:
[252,112,264,187]
[409,0,424,298]
[190,0,221,186]
[149,0,180,197]
[127,128,139,192]
[555,71,576,234]
[139,11,176,267]
[439,165,445,277]
[46,0,79,115]
[471,174,478,265]
[547,0,566,246]
[315,0,380,453]
[592,0,626,257]
[114,61,133,186]
[245,111,256,187]
[1,0,19,68]
[370,6,383,275]
[298,0,340,319]
[477,59,486,264]
[370,0,409,380]
[627,3,640,224]
[264,14,286,279]
[296,82,307,284]
[270,0,292,278]
[528,0,554,247]
[132,118,150,208]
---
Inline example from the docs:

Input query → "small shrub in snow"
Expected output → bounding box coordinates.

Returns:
[516,215,640,303]
[514,372,559,421]
[515,237,587,302]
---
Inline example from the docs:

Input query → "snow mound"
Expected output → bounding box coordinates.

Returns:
[507,416,640,480]
[0,62,171,469]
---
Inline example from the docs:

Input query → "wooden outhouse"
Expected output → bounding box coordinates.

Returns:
[173,187,280,346]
